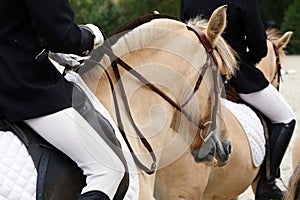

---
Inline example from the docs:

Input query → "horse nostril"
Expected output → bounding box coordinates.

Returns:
[227,143,232,154]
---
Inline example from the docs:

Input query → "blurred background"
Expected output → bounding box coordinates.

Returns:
[70,0,300,54]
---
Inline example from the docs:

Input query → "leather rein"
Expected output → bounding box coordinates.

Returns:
[97,24,221,175]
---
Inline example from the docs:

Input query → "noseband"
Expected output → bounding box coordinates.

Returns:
[94,24,221,174]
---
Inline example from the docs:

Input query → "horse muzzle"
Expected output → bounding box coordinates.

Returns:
[191,134,232,167]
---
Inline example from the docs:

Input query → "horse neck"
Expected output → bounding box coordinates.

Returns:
[256,39,278,87]
[83,45,215,163]
[81,23,220,168]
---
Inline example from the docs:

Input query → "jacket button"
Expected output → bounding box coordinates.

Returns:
[13,39,20,46]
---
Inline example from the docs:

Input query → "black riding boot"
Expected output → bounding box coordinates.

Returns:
[78,191,110,200]
[255,119,296,200]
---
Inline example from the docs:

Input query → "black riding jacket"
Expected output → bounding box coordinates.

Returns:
[0,0,94,122]
[181,0,269,93]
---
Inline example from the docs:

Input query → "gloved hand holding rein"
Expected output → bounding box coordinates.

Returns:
[49,24,104,69]
[79,24,104,49]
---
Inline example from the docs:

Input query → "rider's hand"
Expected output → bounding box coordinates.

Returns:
[48,52,87,68]
[80,24,104,48]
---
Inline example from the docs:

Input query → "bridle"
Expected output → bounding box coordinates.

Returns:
[89,24,221,175]
[270,40,282,90]
[185,25,221,142]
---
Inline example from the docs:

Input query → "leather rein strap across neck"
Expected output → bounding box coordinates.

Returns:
[101,24,221,174]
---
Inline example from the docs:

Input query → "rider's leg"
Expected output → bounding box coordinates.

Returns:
[239,84,295,124]
[25,107,125,200]
[239,84,296,200]
[254,120,295,200]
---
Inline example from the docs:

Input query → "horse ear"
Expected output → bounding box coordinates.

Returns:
[207,5,227,46]
[277,31,293,49]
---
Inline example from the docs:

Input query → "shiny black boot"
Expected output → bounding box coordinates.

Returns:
[78,191,110,200]
[255,120,296,200]
[255,164,285,200]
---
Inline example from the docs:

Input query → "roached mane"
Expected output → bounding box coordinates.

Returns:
[107,15,237,78]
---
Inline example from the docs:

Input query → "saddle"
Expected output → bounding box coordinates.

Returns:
[0,84,130,200]
[0,119,85,200]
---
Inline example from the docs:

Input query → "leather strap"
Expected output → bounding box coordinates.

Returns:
[87,23,224,173]
[270,41,282,91]
[36,146,52,200]
[187,24,214,53]
[95,45,157,175]
[186,24,221,141]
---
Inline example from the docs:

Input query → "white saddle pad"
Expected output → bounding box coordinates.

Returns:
[0,131,37,200]
[221,98,265,167]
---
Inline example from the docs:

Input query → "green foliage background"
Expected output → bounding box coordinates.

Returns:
[258,0,294,28]
[280,0,300,54]
[70,0,299,54]
[70,0,180,35]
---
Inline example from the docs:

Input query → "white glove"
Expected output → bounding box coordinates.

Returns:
[48,52,88,69]
[80,24,104,48]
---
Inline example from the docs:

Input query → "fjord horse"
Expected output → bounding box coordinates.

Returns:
[0,6,236,200]
[257,29,293,88]
[0,6,237,200]
[79,5,237,199]
[290,98,300,199]
[284,163,300,200]
[153,29,293,200]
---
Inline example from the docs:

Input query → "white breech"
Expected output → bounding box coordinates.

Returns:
[239,84,296,124]
[24,107,124,199]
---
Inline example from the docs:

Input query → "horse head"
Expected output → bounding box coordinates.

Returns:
[82,5,237,174]
[257,29,293,89]
[184,5,237,166]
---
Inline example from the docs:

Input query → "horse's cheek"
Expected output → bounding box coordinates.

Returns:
[190,133,203,151]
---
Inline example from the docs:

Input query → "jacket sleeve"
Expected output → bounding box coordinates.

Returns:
[241,0,267,64]
[180,0,189,22]
[24,0,94,55]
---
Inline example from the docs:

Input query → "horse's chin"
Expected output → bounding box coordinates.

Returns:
[191,149,217,166]
[190,135,232,167]
[215,151,230,166]
[191,148,229,167]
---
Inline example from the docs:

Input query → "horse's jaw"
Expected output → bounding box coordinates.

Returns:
[191,135,232,167]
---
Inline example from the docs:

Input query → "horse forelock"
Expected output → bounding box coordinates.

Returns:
[187,17,238,79]
[266,28,281,40]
